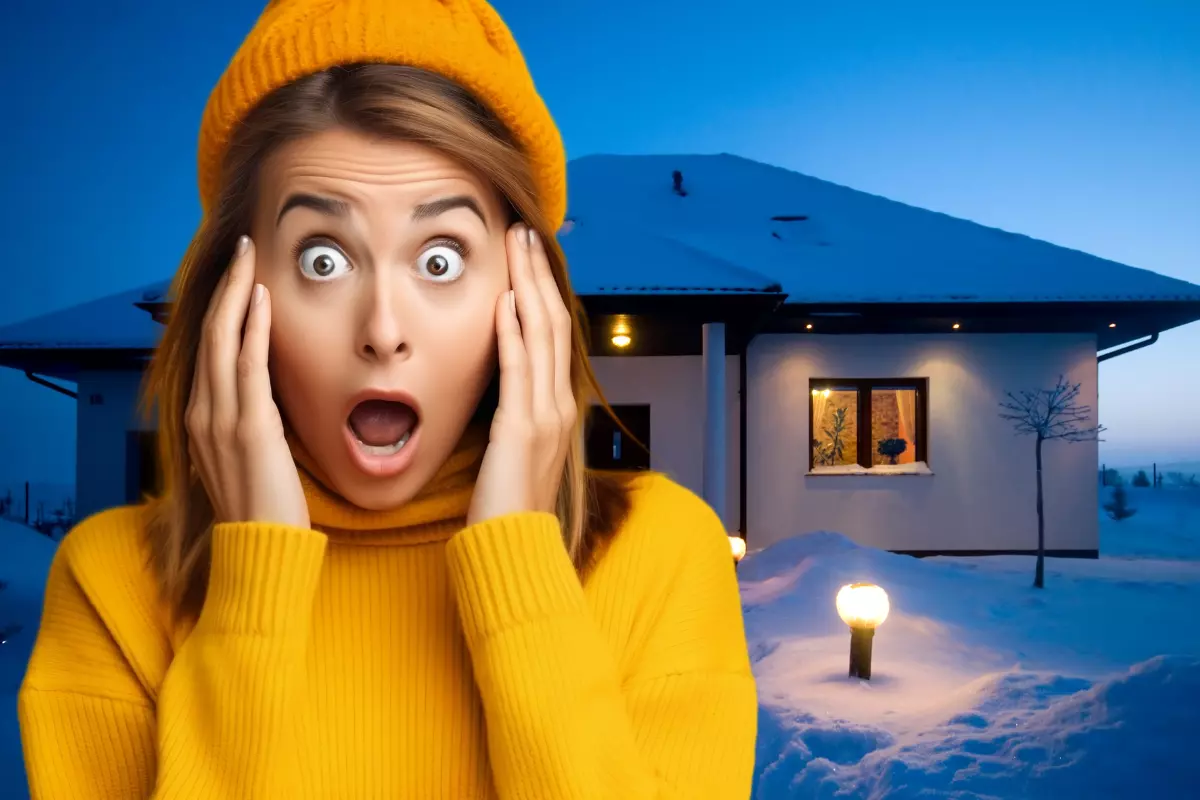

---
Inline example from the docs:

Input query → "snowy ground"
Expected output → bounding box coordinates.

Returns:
[2,487,1199,797]
[0,518,55,793]
[747,484,1200,798]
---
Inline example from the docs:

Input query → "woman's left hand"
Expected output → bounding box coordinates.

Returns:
[466,224,577,526]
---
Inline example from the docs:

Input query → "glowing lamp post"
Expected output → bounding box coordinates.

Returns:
[729,535,747,565]
[835,582,890,680]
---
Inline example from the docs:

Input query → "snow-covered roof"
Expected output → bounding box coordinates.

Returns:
[0,280,168,351]
[566,153,1200,303]
[559,218,780,294]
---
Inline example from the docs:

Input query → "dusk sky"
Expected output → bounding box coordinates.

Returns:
[2,0,1197,490]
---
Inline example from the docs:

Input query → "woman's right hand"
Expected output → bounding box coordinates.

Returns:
[185,235,311,530]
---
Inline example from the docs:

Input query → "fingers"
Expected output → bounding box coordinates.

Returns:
[494,288,531,429]
[206,236,257,441]
[237,283,278,440]
[527,227,577,431]
[191,237,238,413]
[508,226,556,425]
[186,239,240,518]
[187,241,237,461]
[189,235,256,521]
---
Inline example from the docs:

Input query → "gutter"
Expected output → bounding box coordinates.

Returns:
[1097,332,1159,363]
[24,371,78,399]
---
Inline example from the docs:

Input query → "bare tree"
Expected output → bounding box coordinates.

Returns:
[999,376,1104,588]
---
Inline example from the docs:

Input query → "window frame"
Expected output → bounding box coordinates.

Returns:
[807,377,930,471]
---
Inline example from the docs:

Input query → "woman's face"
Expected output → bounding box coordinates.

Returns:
[250,127,511,510]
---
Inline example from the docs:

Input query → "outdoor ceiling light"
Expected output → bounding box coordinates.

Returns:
[610,318,632,348]
[836,582,890,680]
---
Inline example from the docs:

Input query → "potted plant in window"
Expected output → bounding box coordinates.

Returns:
[877,438,907,465]
[818,407,849,466]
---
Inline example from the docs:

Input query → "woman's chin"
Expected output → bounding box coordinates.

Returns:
[328,469,426,512]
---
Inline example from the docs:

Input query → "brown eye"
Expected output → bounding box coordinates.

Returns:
[417,244,465,282]
[299,244,350,281]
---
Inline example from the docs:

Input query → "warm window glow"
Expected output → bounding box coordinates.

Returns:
[836,583,890,629]
[611,334,631,347]
[811,386,858,467]
[810,379,927,469]
[871,387,919,466]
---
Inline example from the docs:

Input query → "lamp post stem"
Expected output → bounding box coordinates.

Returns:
[848,626,875,679]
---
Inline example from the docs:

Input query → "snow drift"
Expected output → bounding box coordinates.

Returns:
[743,526,1200,798]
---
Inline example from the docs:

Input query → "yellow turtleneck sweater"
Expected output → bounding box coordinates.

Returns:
[18,438,757,799]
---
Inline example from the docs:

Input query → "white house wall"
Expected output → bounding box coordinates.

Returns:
[589,355,742,531]
[76,370,151,519]
[746,333,1100,554]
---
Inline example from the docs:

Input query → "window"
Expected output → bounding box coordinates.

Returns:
[585,404,651,471]
[809,378,929,473]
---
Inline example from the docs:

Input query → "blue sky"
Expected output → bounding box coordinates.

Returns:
[1,0,1197,488]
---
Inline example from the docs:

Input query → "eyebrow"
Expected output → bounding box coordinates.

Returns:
[275,192,489,229]
[276,193,350,226]
[412,195,489,229]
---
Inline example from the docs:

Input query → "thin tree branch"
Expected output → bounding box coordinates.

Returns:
[998,375,1104,441]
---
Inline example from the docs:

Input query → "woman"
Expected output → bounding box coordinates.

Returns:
[19,0,758,797]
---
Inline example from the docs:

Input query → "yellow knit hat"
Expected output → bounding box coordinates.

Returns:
[197,0,566,228]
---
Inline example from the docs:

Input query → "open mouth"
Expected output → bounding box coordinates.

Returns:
[347,397,419,457]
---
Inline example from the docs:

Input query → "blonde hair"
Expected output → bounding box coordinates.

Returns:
[143,64,633,620]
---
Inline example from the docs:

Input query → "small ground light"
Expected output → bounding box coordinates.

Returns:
[730,535,747,565]
[805,323,813,330]
[952,322,960,330]
[1109,322,1117,328]
[835,582,890,680]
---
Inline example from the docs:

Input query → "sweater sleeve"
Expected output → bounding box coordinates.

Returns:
[19,519,327,799]
[444,487,758,800]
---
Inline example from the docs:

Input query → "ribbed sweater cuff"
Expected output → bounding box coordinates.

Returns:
[201,522,327,636]
[446,512,585,647]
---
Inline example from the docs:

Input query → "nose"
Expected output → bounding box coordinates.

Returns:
[355,274,411,362]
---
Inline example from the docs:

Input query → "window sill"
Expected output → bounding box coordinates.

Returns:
[806,462,933,476]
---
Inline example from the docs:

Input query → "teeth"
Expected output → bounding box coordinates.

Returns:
[355,429,412,456]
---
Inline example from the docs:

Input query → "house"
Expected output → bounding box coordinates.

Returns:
[4,153,1200,556]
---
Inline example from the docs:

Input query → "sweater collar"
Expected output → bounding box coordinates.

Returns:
[287,424,487,543]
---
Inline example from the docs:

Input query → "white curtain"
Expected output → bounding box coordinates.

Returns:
[811,391,829,463]
[895,390,917,464]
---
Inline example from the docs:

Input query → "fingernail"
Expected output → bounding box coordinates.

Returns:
[518,224,530,248]
[508,289,516,312]
[253,283,265,305]
[527,227,539,248]
[237,235,250,255]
